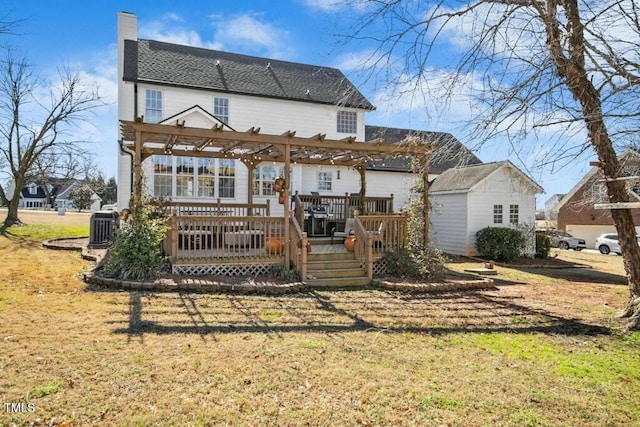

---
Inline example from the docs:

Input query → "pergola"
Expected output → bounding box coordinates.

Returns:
[120,120,434,265]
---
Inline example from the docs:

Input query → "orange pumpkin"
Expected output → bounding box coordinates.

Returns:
[344,235,356,251]
[266,237,285,254]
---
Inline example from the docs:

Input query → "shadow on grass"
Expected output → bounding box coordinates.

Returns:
[511,266,627,286]
[111,288,612,340]
[0,223,42,249]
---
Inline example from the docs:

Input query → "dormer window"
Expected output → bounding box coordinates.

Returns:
[28,184,37,195]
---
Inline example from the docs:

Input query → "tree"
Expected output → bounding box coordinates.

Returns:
[0,51,103,225]
[68,184,94,212]
[340,0,640,329]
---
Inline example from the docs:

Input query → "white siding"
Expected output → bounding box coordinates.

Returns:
[430,193,469,255]
[466,168,538,256]
[135,84,366,141]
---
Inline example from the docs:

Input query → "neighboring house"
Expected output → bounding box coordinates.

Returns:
[557,149,640,247]
[19,179,101,211]
[544,194,565,222]
[429,161,543,256]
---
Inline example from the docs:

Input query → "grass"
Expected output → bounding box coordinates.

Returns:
[1,211,639,425]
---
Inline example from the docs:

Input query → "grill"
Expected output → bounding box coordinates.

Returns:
[308,206,328,236]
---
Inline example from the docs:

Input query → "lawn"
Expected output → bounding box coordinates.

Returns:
[1,211,639,426]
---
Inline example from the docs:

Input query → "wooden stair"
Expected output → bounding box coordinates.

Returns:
[305,246,370,287]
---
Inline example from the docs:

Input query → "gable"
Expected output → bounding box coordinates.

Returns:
[124,39,374,110]
[430,161,543,194]
[160,105,227,129]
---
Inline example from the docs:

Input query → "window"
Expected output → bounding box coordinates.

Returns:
[218,159,235,198]
[153,155,172,197]
[214,97,229,124]
[152,156,234,198]
[337,110,357,134]
[197,158,216,197]
[145,89,162,123]
[176,157,194,197]
[254,165,283,196]
[318,171,332,191]
[493,204,503,224]
[509,204,519,224]
[28,184,37,195]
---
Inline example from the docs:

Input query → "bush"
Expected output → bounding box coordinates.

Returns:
[382,248,448,281]
[100,202,168,280]
[535,232,551,259]
[475,227,526,262]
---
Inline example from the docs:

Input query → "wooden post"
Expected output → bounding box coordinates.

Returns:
[358,165,366,214]
[133,130,143,207]
[423,156,430,249]
[280,142,291,268]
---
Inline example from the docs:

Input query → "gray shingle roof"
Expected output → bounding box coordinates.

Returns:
[429,161,543,193]
[429,162,504,192]
[123,39,374,110]
[364,125,483,173]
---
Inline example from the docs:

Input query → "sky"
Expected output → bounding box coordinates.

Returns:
[1,0,601,209]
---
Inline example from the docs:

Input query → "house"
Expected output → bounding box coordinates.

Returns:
[117,12,481,216]
[557,150,640,247]
[544,194,565,222]
[429,161,543,256]
[117,12,377,214]
[19,179,101,211]
[116,11,535,278]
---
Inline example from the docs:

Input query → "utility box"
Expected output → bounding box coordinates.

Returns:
[89,211,119,248]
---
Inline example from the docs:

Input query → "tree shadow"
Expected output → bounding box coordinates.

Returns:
[110,288,612,339]
[510,266,627,286]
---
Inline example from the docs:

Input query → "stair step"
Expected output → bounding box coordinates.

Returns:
[307,259,362,270]
[305,275,371,288]
[307,251,354,262]
[306,267,366,279]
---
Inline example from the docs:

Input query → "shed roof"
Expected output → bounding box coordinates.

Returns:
[430,161,543,193]
[124,39,374,110]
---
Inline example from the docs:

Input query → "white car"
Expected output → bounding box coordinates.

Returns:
[594,233,640,255]
[101,203,118,211]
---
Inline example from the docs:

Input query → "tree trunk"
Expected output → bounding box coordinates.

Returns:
[543,0,640,329]
[3,197,21,226]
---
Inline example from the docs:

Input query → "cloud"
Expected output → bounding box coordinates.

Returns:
[303,0,369,12]
[209,13,293,59]
[139,13,222,50]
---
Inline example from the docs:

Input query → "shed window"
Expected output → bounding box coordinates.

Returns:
[509,204,519,224]
[493,204,503,224]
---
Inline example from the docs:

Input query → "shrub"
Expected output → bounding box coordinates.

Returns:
[475,227,526,262]
[100,201,168,280]
[382,247,448,281]
[535,232,551,259]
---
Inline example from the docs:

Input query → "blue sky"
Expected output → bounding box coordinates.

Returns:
[1,0,597,208]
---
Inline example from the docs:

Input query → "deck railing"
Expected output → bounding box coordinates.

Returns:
[164,211,285,263]
[289,213,308,280]
[294,193,394,221]
[352,213,408,279]
[165,200,270,217]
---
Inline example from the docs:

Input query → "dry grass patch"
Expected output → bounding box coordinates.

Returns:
[1,213,639,425]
